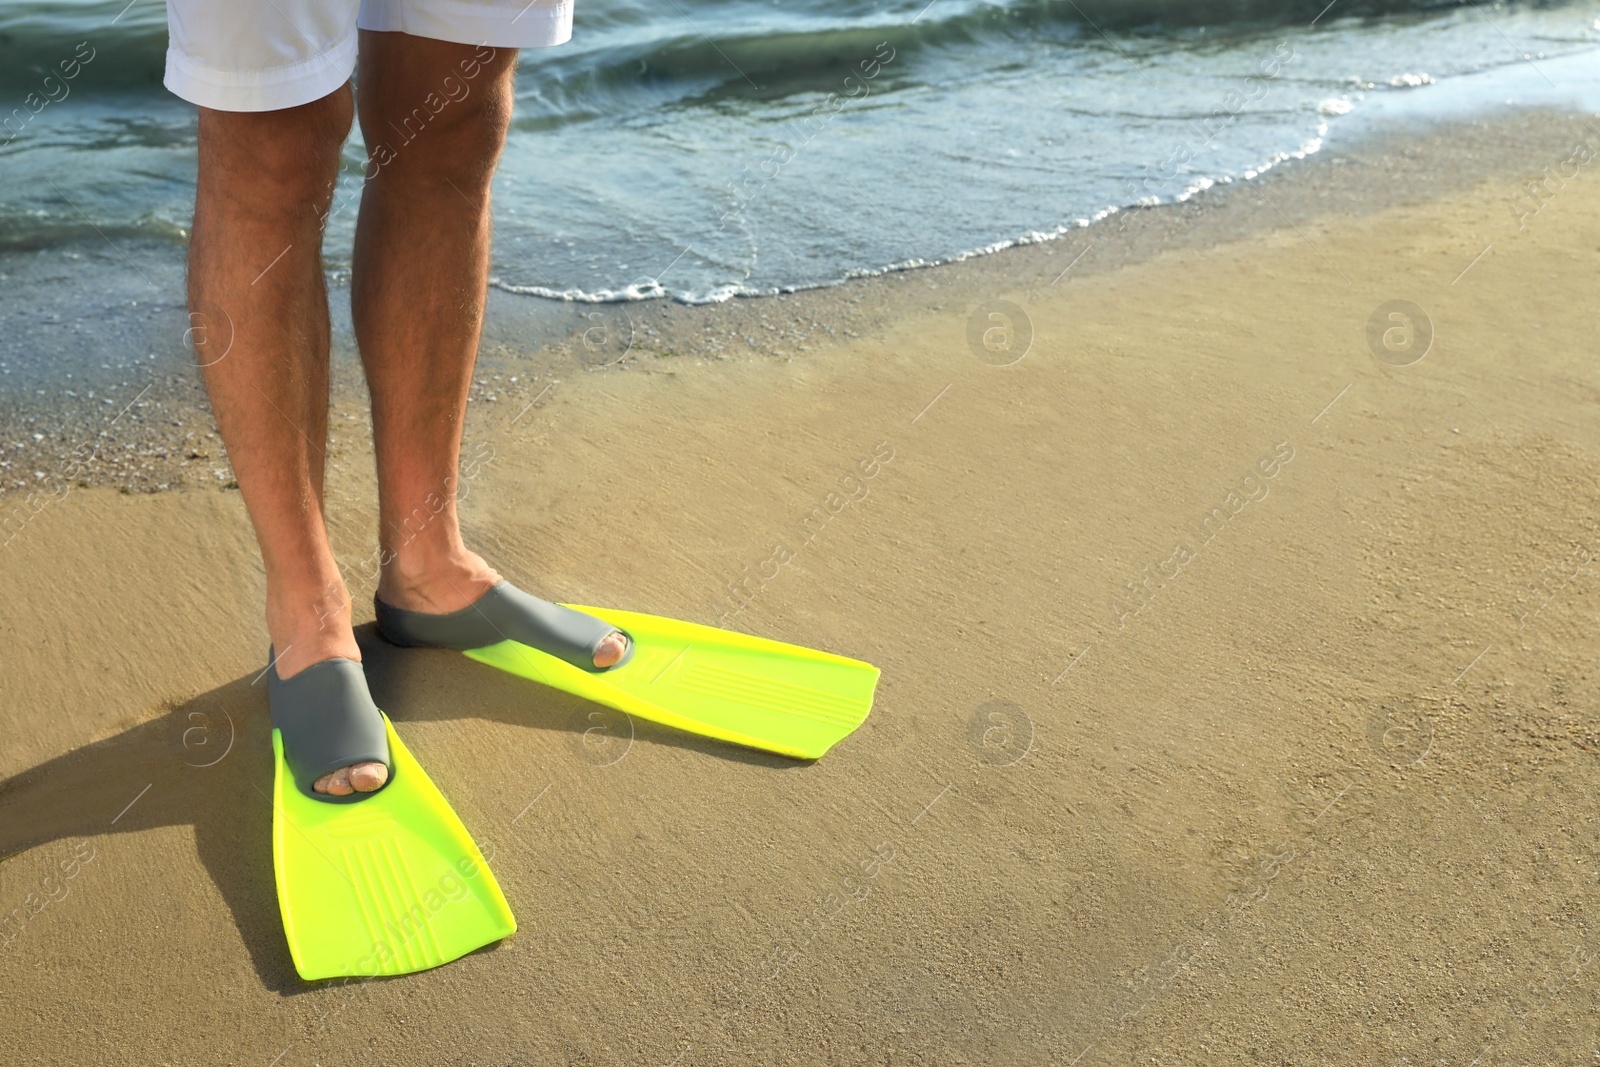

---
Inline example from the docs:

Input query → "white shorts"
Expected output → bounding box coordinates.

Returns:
[164,0,573,112]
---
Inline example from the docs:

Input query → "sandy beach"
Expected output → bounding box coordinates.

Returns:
[5,108,1600,1065]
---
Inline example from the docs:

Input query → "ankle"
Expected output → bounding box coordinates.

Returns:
[377,545,498,615]
[266,576,361,678]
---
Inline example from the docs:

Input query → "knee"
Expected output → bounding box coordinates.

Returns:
[362,66,514,191]
[199,88,353,207]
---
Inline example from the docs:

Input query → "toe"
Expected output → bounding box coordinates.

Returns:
[349,761,389,792]
[593,630,629,669]
[317,766,354,796]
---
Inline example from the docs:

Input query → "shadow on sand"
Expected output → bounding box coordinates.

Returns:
[0,624,792,992]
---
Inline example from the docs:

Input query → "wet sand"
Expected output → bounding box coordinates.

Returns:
[5,110,1600,1064]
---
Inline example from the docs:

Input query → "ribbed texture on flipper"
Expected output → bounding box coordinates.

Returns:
[339,837,447,972]
[676,660,867,730]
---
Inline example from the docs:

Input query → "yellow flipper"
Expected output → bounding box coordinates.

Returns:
[271,716,516,980]
[464,607,879,760]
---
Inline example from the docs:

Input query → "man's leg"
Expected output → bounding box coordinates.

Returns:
[353,30,624,666]
[190,89,386,794]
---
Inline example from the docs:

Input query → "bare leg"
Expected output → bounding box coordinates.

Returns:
[354,31,624,667]
[190,90,385,794]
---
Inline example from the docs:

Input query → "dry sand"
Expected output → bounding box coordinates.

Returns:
[4,115,1600,1065]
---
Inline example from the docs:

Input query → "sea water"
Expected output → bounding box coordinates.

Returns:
[1,0,1598,388]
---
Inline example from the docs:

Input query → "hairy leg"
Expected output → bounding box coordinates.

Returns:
[190,89,385,794]
[353,31,623,667]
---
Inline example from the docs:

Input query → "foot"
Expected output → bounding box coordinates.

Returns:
[378,546,627,668]
[266,654,392,801]
[312,752,388,796]
[266,581,389,796]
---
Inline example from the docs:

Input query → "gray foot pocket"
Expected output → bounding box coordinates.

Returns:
[374,582,633,673]
[267,654,392,803]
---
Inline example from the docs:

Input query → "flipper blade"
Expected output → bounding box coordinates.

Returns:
[272,717,516,980]
[464,607,879,760]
